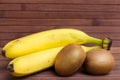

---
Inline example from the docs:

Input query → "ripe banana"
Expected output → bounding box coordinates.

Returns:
[7,45,101,77]
[2,28,111,58]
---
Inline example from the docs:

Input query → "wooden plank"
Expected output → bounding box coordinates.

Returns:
[0,28,120,40]
[23,75,120,80]
[0,72,16,80]
[111,47,120,54]
[0,55,10,60]
[0,4,21,10]
[111,47,120,53]
[112,53,120,60]
[0,40,8,47]
[0,55,5,60]
[0,26,55,32]
[0,33,31,40]
[0,26,119,33]
[0,19,92,26]
[25,4,120,12]
[0,32,119,40]
[95,19,120,26]
[0,71,119,80]
[0,19,120,26]
[88,33,120,40]
[0,0,119,4]
[0,11,2,17]
[0,59,9,66]
[3,11,120,19]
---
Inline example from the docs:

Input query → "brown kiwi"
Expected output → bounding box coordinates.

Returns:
[83,49,115,75]
[55,44,86,76]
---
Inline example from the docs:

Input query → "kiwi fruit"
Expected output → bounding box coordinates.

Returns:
[83,49,115,75]
[55,44,86,76]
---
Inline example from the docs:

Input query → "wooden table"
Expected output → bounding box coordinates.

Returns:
[0,47,120,80]
[0,0,120,80]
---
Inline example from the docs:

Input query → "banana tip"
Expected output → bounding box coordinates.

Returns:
[7,64,14,72]
[1,50,6,57]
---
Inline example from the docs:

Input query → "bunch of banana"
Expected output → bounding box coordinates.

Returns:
[7,45,101,77]
[1,28,112,77]
[2,28,111,58]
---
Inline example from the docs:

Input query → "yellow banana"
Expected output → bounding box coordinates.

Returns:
[7,45,101,77]
[2,28,111,58]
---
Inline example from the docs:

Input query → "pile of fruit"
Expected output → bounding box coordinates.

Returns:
[1,28,114,77]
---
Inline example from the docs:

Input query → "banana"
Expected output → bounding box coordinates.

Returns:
[2,28,112,58]
[7,45,101,77]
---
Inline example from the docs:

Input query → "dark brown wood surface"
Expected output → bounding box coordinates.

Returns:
[0,0,120,80]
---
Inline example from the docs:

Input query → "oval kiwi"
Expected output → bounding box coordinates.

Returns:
[83,49,115,75]
[55,44,86,76]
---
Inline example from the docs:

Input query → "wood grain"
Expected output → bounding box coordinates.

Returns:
[0,26,119,32]
[0,19,120,26]
[2,11,120,19]
[0,4,21,10]
[0,19,92,26]
[24,4,120,12]
[0,0,119,4]
[0,11,2,18]
[0,32,119,40]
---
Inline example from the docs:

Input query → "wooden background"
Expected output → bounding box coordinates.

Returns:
[0,0,120,80]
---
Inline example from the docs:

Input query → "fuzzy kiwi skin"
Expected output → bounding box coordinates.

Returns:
[55,44,86,76]
[83,49,115,75]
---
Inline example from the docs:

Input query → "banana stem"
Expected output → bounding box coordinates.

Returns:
[87,36,102,46]
[81,46,101,52]
[102,37,112,50]
[87,37,112,50]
